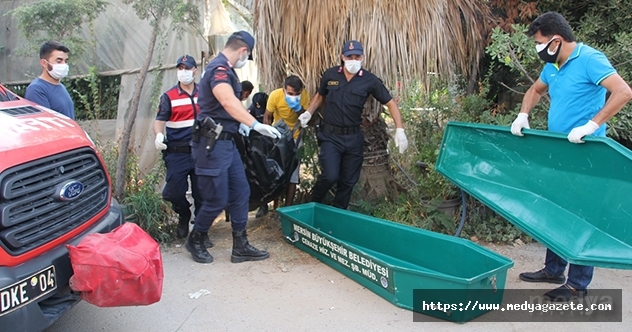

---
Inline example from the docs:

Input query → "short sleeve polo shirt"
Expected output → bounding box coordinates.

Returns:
[540,43,616,136]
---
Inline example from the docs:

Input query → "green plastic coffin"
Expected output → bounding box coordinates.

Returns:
[436,122,632,270]
[277,203,514,322]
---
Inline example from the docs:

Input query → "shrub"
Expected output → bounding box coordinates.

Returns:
[383,76,530,244]
[96,140,175,243]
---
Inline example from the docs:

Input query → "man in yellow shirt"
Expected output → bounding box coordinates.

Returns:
[263,75,310,209]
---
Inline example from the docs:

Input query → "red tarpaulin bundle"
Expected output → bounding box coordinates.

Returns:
[66,222,164,307]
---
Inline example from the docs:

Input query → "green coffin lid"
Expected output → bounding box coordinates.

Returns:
[437,122,632,270]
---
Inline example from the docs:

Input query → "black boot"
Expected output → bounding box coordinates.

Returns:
[185,230,213,263]
[231,230,270,263]
[176,209,191,239]
[201,232,214,249]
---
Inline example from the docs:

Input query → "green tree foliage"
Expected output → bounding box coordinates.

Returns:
[485,25,550,131]
[122,0,199,31]
[8,0,109,56]
[486,25,540,81]
[366,77,529,244]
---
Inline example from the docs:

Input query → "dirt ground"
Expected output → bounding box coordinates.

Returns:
[45,210,632,332]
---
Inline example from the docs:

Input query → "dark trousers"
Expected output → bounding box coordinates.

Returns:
[544,249,594,290]
[162,152,200,216]
[311,130,364,209]
[192,139,249,232]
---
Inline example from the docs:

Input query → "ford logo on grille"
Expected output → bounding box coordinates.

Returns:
[54,180,84,201]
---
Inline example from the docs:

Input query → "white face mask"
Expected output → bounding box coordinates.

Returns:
[234,51,249,69]
[47,62,69,80]
[177,69,194,84]
[344,60,362,74]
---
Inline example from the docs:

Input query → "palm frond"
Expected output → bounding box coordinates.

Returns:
[254,0,492,97]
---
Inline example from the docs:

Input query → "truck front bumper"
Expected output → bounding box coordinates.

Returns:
[0,199,124,332]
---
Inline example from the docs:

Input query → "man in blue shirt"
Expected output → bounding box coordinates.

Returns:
[511,12,632,301]
[24,41,75,119]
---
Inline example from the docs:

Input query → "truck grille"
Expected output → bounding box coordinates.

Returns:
[0,148,109,255]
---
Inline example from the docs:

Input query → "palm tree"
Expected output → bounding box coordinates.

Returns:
[253,0,491,201]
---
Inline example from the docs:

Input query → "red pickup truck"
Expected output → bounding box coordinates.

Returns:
[0,84,123,331]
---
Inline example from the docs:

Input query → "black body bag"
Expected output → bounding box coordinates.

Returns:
[235,121,299,211]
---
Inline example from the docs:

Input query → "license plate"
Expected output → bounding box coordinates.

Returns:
[0,265,57,317]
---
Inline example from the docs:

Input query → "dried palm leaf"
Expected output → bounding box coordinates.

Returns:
[254,0,492,99]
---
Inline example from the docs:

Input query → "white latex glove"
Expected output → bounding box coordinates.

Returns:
[567,120,599,144]
[154,132,167,150]
[510,113,530,136]
[298,111,312,128]
[253,121,281,139]
[239,123,251,136]
[394,128,408,154]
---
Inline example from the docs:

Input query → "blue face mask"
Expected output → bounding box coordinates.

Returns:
[285,94,302,112]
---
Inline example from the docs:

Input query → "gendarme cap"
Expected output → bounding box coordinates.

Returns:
[342,40,363,56]
[230,31,255,60]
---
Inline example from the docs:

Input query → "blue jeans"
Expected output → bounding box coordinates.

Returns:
[543,249,593,290]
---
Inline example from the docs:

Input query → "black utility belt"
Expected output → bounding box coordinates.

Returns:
[322,123,360,135]
[217,132,234,140]
[166,145,191,154]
